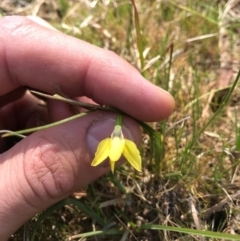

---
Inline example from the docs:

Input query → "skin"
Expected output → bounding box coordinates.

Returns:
[0,16,174,240]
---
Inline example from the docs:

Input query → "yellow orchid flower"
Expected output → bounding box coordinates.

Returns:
[91,115,142,173]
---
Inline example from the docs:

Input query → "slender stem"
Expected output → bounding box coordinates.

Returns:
[0,130,26,138]
[30,90,118,112]
[115,115,123,127]
[2,113,86,137]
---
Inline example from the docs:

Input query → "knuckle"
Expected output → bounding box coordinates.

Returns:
[0,16,31,37]
[23,135,76,199]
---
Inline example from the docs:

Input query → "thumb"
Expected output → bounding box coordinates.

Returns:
[0,112,141,240]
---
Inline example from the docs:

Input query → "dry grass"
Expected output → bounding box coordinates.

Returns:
[2,0,240,240]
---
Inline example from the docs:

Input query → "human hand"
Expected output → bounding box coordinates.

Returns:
[0,16,174,240]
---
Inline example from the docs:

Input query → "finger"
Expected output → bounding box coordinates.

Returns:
[0,16,174,122]
[0,91,48,131]
[47,96,98,122]
[0,112,141,239]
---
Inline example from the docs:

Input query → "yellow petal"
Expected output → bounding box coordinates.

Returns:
[91,138,110,166]
[110,160,115,173]
[109,136,125,162]
[123,139,142,172]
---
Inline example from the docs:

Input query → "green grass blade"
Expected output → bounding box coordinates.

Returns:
[30,197,106,241]
[235,108,240,151]
[30,199,69,241]
[141,224,240,240]
[138,121,163,171]
[66,197,106,225]
[187,70,240,150]
[169,1,218,25]
[109,172,126,194]
[68,229,121,239]
[130,0,145,71]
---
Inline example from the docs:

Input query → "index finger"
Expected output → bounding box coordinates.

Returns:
[0,16,174,122]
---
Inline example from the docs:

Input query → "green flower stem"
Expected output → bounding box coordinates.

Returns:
[115,115,123,127]
[0,130,26,138]
[30,90,118,112]
[2,113,86,138]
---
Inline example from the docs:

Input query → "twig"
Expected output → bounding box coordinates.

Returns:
[203,190,240,219]
[188,197,205,241]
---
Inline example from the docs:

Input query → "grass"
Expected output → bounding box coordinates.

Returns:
[2,0,240,240]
